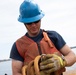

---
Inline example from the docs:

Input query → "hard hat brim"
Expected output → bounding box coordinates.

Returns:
[18,12,45,23]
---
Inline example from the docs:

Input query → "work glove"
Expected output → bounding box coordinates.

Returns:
[40,54,67,74]
[22,56,51,75]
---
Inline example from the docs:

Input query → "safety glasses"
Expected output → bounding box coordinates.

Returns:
[24,20,40,25]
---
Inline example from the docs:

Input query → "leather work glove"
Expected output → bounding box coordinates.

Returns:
[40,54,67,74]
[22,56,50,75]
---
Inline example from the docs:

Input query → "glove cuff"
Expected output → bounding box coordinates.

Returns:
[61,56,67,67]
[57,55,67,68]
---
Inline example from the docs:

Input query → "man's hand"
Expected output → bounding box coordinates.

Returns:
[40,54,67,74]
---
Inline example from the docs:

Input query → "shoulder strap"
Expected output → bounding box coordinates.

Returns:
[43,31,53,47]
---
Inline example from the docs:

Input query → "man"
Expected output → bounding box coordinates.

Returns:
[10,0,76,75]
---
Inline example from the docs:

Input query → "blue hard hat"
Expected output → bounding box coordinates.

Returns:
[18,0,45,23]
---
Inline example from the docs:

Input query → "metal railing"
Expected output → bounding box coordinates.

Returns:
[70,46,76,49]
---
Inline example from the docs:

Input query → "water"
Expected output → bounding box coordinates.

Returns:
[0,61,12,75]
